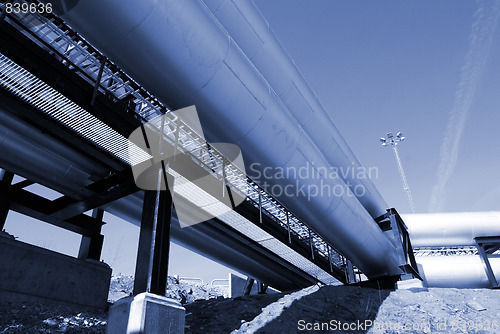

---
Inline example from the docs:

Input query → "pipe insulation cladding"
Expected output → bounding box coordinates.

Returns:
[51,0,401,278]
[417,255,500,288]
[200,0,388,219]
[403,212,500,247]
[404,212,500,288]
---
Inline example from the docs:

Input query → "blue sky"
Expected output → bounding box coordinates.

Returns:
[5,0,500,282]
[252,0,500,214]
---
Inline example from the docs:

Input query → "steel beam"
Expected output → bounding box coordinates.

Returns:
[475,236,500,288]
[150,189,173,295]
[0,169,14,229]
[133,174,174,295]
[346,259,356,284]
[257,282,268,294]
[90,57,107,107]
[133,190,157,295]
[78,209,105,261]
[243,278,254,296]
[0,181,102,236]
[11,179,34,189]
[50,169,139,220]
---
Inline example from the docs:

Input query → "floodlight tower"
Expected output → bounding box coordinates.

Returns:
[380,132,415,213]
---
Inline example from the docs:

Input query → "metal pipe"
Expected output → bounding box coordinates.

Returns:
[53,0,401,278]
[0,110,109,198]
[403,212,500,247]
[417,255,500,288]
[4,110,499,288]
[200,0,389,219]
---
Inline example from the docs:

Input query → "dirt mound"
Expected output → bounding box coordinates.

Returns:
[255,285,390,334]
[184,292,287,333]
[182,284,391,333]
[186,284,500,333]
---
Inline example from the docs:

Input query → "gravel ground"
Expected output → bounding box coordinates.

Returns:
[0,302,107,334]
[2,279,500,333]
[369,288,500,334]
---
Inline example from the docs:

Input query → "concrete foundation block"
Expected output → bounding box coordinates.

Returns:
[229,273,259,297]
[229,273,279,297]
[0,235,111,309]
[107,292,185,334]
[397,278,427,292]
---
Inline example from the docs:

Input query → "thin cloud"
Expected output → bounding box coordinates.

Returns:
[429,0,500,212]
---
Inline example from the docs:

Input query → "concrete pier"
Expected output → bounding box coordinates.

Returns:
[0,234,111,310]
[107,292,185,334]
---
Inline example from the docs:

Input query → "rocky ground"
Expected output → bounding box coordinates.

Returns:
[369,287,500,334]
[108,275,228,304]
[0,303,107,334]
[1,276,500,333]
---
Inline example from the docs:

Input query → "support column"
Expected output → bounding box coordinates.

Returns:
[133,190,156,295]
[108,173,182,334]
[150,189,173,295]
[133,174,173,296]
[78,208,105,260]
[346,259,356,284]
[243,277,255,296]
[257,282,268,294]
[0,169,14,230]
[475,236,500,288]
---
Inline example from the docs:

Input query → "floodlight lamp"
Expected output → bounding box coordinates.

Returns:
[387,132,393,138]
[380,138,386,143]
[396,132,403,138]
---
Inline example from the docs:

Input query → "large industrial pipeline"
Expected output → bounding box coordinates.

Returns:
[404,212,500,288]
[403,212,500,247]
[199,0,388,219]
[1,0,498,289]
[3,106,498,288]
[417,256,500,288]
[49,0,402,278]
